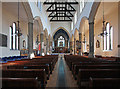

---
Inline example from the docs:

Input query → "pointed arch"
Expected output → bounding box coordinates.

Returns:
[52,27,70,40]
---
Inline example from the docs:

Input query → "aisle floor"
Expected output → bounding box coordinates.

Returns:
[46,54,78,88]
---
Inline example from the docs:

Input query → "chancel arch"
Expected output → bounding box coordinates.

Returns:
[53,28,70,53]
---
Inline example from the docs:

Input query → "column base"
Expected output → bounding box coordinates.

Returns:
[88,53,94,58]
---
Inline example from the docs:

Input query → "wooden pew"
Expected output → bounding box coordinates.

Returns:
[73,64,120,79]
[77,69,120,89]
[72,62,120,73]
[1,78,40,89]
[2,69,47,88]
[25,62,53,74]
[65,56,108,70]
[89,78,120,89]
[3,57,58,74]
[7,65,50,80]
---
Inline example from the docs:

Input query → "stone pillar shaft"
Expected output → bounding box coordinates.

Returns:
[40,33,44,56]
[28,22,33,58]
[88,21,94,58]
[79,33,82,55]
[46,38,48,54]
[74,38,76,55]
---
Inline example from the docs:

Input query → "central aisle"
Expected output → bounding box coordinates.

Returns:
[46,54,78,88]
[57,54,66,87]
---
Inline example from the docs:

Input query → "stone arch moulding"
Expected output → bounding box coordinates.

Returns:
[79,16,89,33]
[52,27,70,40]
[74,28,79,37]
[44,28,48,38]
[22,2,33,23]
[34,16,44,33]
[89,1,101,23]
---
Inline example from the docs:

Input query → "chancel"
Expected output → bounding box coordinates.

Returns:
[0,0,120,89]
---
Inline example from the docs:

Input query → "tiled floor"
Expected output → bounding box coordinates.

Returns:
[46,54,78,88]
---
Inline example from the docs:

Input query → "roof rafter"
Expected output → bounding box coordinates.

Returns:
[44,0,78,22]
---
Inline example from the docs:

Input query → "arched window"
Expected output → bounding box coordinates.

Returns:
[58,36,65,47]
[9,26,13,49]
[103,23,113,51]
[13,22,16,50]
[109,26,113,50]
[10,22,19,50]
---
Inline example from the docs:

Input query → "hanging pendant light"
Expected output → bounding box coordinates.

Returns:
[36,24,39,45]
[16,1,22,37]
[98,0,107,37]
[83,20,86,43]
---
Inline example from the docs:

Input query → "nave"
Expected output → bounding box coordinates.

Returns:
[1,1,120,89]
[46,54,78,88]
[1,54,120,89]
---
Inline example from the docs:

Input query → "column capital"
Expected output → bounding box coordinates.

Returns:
[79,32,82,35]
[40,32,44,35]
[28,22,33,24]
[89,21,94,25]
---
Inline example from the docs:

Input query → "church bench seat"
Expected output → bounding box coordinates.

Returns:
[71,62,120,73]
[89,78,120,89]
[1,78,41,89]
[77,69,120,89]
[3,57,58,74]
[7,65,50,80]
[73,64,120,80]
[116,57,120,62]
[2,69,47,88]
[65,56,109,70]
[25,62,53,74]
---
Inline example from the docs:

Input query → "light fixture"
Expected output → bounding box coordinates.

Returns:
[30,53,35,59]
[98,0,107,37]
[36,21,40,45]
[42,53,45,56]
[16,1,22,37]
[83,20,86,44]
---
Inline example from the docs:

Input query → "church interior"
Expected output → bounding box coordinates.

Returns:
[0,0,120,89]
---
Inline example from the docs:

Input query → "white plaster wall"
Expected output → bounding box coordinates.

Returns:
[94,2,119,57]
[28,1,51,35]
[1,6,28,58]
[51,22,71,37]
[20,21,28,50]
[72,1,94,35]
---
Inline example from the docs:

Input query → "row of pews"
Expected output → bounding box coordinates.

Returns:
[95,55,120,61]
[65,55,120,89]
[1,55,58,89]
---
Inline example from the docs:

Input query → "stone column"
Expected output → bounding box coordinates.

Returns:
[46,38,48,55]
[50,41,52,54]
[70,41,72,54]
[28,22,33,58]
[40,32,44,56]
[74,38,76,55]
[88,21,94,58]
[79,32,82,55]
